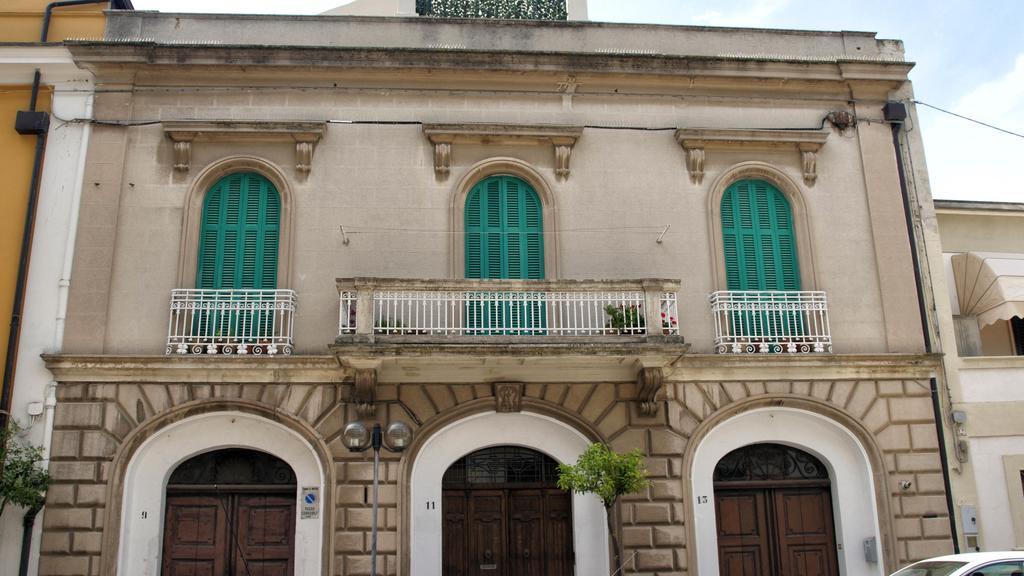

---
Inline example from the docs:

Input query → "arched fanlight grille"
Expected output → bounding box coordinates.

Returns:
[713,443,828,483]
[168,448,296,486]
[443,446,560,488]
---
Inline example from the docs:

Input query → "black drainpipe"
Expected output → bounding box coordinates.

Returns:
[884,101,961,554]
[3,4,115,576]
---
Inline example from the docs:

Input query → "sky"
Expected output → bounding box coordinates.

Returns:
[127,0,1024,203]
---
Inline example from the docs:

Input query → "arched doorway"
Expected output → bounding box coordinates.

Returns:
[161,448,297,575]
[713,443,838,576]
[442,446,573,576]
[409,411,607,576]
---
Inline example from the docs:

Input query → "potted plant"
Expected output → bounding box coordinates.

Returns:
[604,303,646,335]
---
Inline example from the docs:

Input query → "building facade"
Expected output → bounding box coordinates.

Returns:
[37,8,954,576]
[933,200,1024,553]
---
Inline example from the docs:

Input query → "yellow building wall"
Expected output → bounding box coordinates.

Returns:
[0,87,51,381]
[0,0,107,43]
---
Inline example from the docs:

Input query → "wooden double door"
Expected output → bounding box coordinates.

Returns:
[715,486,838,576]
[162,490,296,576]
[443,488,573,576]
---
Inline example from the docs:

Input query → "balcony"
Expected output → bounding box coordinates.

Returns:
[332,278,686,384]
[166,289,297,355]
[337,278,681,340]
[709,290,832,354]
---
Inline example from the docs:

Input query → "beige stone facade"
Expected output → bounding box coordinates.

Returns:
[37,9,955,576]
[41,355,949,575]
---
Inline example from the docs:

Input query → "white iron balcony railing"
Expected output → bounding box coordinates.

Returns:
[337,278,681,339]
[709,290,832,354]
[167,289,297,355]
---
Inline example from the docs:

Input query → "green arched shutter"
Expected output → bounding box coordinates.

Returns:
[721,179,799,291]
[464,176,544,279]
[196,173,281,290]
[465,176,545,334]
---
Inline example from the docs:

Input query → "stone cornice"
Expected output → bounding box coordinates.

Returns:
[42,354,345,383]
[665,353,940,381]
[163,120,325,176]
[66,43,913,86]
[422,123,582,181]
[674,128,829,185]
[40,353,937,384]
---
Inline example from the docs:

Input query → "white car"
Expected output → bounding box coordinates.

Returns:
[891,552,1024,576]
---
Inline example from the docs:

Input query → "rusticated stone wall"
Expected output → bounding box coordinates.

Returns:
[38,371,951,576]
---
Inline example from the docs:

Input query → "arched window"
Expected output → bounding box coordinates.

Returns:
[465,175,544,280]
[196,172,281,289]
[721,179,799,291]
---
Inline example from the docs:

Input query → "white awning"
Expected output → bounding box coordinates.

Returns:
[951,252,1024,326]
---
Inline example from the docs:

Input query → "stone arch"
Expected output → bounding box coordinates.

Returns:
[706,161,818,290]
[403,406,608,576]
[683,396,893,576]
[448,157,560,278]
[99,400,332,576]
[177,155,296,288]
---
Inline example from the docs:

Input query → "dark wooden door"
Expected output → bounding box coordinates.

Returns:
[772,488,837,576]
[444,488,573,576]
[543,490,574,576]
[716,490,772,576]
[163,492,296,576]
[469,490,507,576]
[163,495,230,576]
[232,494,296,576]
[508,491,544,575]
[714,487,837,576]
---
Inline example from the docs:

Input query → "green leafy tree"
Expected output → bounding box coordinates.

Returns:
[0,420,50,520]
[557,443,650,575]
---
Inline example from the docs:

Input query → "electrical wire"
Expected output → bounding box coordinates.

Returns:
[340,225,671,235]
[914,99,1024,140]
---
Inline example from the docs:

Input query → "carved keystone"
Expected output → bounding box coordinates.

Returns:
[494,382,524,413]
[636,367,665,416]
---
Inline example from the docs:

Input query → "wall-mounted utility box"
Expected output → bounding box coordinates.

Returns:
[863,537,878,564]
[15,111,50,135]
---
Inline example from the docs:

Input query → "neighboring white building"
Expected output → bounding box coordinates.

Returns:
[933,200,1024,552]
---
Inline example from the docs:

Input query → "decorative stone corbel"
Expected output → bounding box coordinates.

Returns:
[295,139,316,177]
[431,138,453,179]
[682,144,705,185]
[353,368,378,416]
[552,137,575,181]
[799,144,819,185]
[494,382,524,413]
[170,133,195,172]
[636,367,665,416]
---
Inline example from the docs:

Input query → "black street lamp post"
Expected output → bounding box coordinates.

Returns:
[343,421,412,576]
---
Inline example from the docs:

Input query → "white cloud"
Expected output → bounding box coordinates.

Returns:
[690,0,791,28]
[920,53,1024,202]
